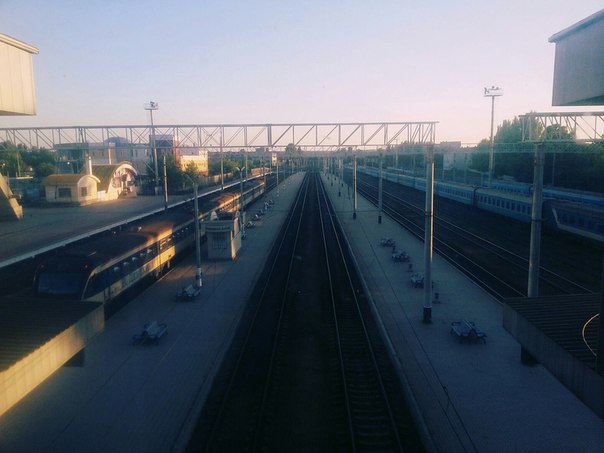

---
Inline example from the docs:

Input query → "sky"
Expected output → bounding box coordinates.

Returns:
[1,0,603,145]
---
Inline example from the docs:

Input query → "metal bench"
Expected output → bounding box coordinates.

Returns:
[132,321,168,345]
[451,320,486,343]
[176,284,200,301]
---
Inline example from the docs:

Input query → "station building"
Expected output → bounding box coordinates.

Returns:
[42,158,138,205]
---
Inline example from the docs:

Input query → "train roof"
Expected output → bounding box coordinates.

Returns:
[546,199,604,215]
[543,184,604,200]
[43,211,194,267]
[475,188,533,203]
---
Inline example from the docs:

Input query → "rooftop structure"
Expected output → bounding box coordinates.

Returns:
[0,34,39,116]
[549,9,604,106]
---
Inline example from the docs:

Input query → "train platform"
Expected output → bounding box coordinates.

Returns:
[0,173,305,452]
[321,173,604,452]
[0,178,248,266]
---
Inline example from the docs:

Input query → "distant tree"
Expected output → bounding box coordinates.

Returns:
[163,156,184,193]
[35,162,56,178]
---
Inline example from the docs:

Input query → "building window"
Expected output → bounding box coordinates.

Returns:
[80,187,88,197]
[58,187,71,198]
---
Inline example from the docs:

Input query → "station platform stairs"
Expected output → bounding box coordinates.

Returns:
[0,175,23,220]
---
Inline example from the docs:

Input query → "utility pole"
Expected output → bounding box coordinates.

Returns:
[423,144,435,324]
[163,155,168,210]
[378,153,383,224]
[183,174,202,288]
[144,101,159,195]
[484,86,503,186]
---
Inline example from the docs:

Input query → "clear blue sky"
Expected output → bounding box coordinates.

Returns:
[1,0,603,144]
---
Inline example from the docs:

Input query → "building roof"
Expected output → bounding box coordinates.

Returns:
[89,162,136,191]
[549,9,604,43]
[42,174,100,186]
[0,33,39,54]
[91,164,119,189]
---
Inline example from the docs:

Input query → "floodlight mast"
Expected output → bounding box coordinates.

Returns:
[144,101,160,195]
[484,86,503,185]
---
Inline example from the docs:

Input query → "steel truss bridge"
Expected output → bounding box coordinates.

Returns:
[521,111,604,143]
[0,122,437,151]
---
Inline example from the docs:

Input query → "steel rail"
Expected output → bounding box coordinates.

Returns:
[250,176,310,450]
[318,175,403,451]
[202,175,309,451]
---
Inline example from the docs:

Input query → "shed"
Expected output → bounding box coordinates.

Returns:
[205,212,242,260]
[42,174,100,205]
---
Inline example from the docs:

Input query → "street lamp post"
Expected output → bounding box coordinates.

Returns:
[183,174,202,288]
[144,101,160,195]
[236,166,245,236]
[484,86,503,185]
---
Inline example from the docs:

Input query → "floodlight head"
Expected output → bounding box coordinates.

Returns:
[484,86,503,97]
[144,101,159,110]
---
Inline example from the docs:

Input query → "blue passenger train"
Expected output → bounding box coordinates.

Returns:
[357,166,604,243]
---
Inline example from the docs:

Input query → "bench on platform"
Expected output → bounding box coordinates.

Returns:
[451,320,486,343]
[132,321,168,345]
[176,284,201,301]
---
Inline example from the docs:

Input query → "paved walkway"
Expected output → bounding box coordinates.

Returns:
[0,173,304,452]
[321,172,604,452]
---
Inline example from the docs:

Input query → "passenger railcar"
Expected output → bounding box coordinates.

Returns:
[35,212,195,302]
[353,165,604,243]
[543,200,604,242]
[434,181,475,205]
[34,181,265,303]
[473,189,533,222]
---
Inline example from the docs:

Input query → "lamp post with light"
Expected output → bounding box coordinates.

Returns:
[183,173,202,288]
[484,86,503,185]
[144,101,160,195]
[236,166,245,236]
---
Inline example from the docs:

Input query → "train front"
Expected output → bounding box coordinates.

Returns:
[34,254,96,301]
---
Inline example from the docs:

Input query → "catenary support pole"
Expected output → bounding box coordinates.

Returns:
[163,155,168,210]
[353,155,358,219]
[378,154,383,224]
[527,143,544,298]
[423,144,435,323]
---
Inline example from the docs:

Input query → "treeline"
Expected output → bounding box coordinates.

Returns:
[469,116,604,192]
[0,141,56,178]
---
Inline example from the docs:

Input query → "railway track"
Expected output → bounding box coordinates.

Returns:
[355,176,592,299]
[188,172,421,452]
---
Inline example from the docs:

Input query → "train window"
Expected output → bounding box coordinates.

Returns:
[84,274,101,298]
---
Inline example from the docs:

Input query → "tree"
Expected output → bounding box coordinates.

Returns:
[35,163,56,178]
